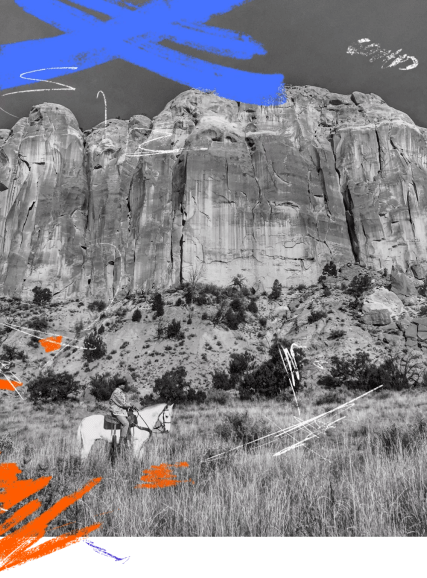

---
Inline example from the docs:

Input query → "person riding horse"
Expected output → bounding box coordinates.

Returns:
[109,379,133,448]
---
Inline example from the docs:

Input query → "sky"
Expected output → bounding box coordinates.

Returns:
[0,0,425,130]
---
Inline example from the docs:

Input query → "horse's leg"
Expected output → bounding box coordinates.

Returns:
[80,438,93,460]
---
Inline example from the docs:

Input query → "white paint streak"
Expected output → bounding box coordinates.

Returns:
[347,39,418,70]
[2,68,78,96]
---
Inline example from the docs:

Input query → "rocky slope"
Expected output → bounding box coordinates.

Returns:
[1,87,427,301]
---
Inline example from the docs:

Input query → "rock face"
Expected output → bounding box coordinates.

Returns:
[1,86,427,300]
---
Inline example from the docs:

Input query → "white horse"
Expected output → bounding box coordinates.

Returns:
[77,403,174,460]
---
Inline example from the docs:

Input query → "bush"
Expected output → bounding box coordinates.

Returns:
[308,310,327,323]
[419,305,427,316]
[212,370,232,391]
[98,324,105,334]
[132,308,142,322]
[175,298,183,306]
[269,279,282,300]
[166,319,184,340]
[201,312,208,320]
[259,317,267,327]
[148,366,206,404]
[322,261,337,277]
[328,329,346,340]
[152,293,164,317]
[418,278,427,297]
[215,411,270,444]
[247,299,258,314]
[89,372,131,402]
[27,369,81,403]
[323,286,332,297]
[347,273,372,298]
[224,307,245,330]
[317,352,423,392]
[82,331,107,363]
[1,344,27,362]
[88,299,107,312]
[239,338,306,399]
[206,389,231,405]
[296,283,306,291]
[74,320,84,337]
[28,315,48,332]
[28,336,40,348]
[32,286,52,305]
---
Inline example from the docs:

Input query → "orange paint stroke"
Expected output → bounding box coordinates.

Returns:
[135,461,194,489]
[0,462,101,573]
[0,380,22,391]
[39,336,62,353]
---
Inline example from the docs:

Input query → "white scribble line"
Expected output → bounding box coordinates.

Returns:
[0,367,23,399]
[2,68,78,96]
[0,106,19,119]
[97,90,107,130]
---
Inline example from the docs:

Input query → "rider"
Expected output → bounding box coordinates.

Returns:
[109,379,132,447]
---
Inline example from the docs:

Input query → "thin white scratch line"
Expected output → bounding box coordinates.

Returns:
[0,322,95,351]
[97,91,107,130]
[0,106,19,119]
[2,68,78,96]
[0,367,23,399]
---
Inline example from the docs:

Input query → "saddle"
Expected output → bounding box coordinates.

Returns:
[103,411,137,430]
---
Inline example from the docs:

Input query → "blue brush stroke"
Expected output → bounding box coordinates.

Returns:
[0,0,284,105]
[85,540,130,563]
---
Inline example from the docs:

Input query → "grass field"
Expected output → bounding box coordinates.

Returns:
[2,386,427,537]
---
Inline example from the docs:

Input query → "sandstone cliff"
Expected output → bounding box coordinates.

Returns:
[1,86,426,301]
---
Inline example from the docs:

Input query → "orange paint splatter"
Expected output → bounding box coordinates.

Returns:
[135,461,194,489]
[0,463,101,573]
[39,336,62,353]
[0,380,22,391]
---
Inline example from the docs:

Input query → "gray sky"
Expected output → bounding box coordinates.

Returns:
[0,0,425,129]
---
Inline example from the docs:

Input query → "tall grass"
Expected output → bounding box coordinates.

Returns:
[2,390,427,536]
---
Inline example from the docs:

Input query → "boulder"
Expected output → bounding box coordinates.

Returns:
[411,264,426,280]
[405,338,419,349]
[404,324,418,339]
[390,265,417,297]
[417,331,427,342]
[362,309,392,326]
[362,287,404,318]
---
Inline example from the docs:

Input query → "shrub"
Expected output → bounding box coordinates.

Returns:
[212,370,232,391]
[317,351,422,392]
[224,307,245,330]
[347,273,372,298]
[231,274,246,289]
[0,433,13,455]
[82,331,107,363]
[323,287,332,297]
[201,312,208,320]
[28,315,48,332]
[166,319,184,340]
[132,308,142,322]
[247,299,258,314]
[215,411,270,444]
[328,329,346,340]
[88,299,107,312]
[259,317,267,328]
[1,344,27,362]
[28,336,40,348]
[98,324,105,334]
[175,298,183,306]
[206,389,231,405]
[89,372,131,401]
[148,366,206,404]
[195,294,208,306]
[419,305,427,316]
[27,369,81,403]
[308,310,327,323]
[296,283,306,291]
[239,338,306,399]
[32,286,52,305]
[322,261,337,277]
[269,279,282,300]
[119,341,129,349]
[152,293,164,317]
[418,278,427,297]
[74,320,84,337]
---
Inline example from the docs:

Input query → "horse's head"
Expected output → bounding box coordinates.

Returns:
[162,403,174,433]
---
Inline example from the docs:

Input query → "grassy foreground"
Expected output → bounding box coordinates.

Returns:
[2,387,427,537]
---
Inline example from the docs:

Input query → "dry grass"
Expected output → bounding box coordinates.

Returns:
[2,388,427,536]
